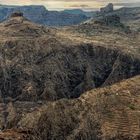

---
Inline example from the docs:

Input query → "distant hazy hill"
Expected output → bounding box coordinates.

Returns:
[1,4,139,28]
[63,9,97,17]
[0,5,89,26]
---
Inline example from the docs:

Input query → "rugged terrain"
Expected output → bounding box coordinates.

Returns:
[0,11,139,140]
[0,4,140,29]
[0,75,140,140]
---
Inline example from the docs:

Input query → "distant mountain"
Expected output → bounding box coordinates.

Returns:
[100,3,114,14]
[0,5,89,26]
[0,5,47,23]
[99,6,140,21]
[97,5,140,31]
[44,11,89,26]
[63,9,97,17]
[0,4,140,27]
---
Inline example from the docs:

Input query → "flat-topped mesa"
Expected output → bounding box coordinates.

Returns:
[10,11,24,18]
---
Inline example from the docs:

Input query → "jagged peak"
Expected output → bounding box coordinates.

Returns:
[100,3,114,13]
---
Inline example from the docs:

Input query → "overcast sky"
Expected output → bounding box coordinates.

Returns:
[0,0,140,11]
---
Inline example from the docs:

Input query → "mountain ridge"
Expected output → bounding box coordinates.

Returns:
[0,5,89,26]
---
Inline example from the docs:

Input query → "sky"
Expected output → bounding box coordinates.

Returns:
[0,0,140,11]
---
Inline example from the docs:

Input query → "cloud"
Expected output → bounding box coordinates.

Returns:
[114,2,140,7]
[0,0,140,10]
[70,4,90,8]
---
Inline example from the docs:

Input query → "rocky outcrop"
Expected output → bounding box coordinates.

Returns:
[76,14,132,35]
[100,3,114,14]
[97,4,131,29]
[102,15,121,26]
[95,14,129,29]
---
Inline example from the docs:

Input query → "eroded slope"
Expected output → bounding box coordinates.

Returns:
[0,14,139,102]
[0,76,140,140]
[0,12,139,140]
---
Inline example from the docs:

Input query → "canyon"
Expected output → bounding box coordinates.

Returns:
[0,4,139,140]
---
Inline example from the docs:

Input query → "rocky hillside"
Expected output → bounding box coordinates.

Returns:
[0,5,89,26]
[63,9,96,17]
[0,76,140,140]
[0,12,139,139]
[0,13,139,102]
